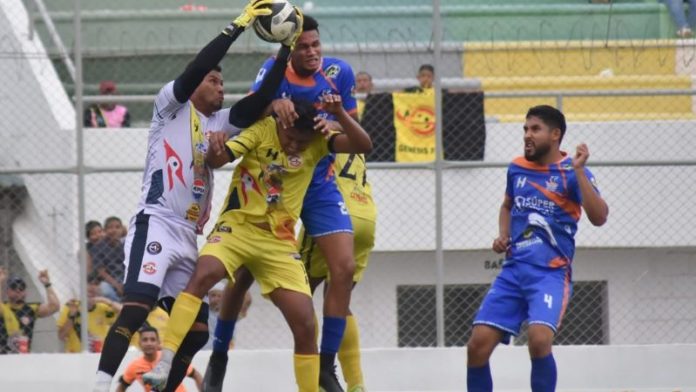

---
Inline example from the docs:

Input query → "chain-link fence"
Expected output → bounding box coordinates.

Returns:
[0,0,695,355]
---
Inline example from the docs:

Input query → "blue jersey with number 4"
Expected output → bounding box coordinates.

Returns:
[505,154,600,269]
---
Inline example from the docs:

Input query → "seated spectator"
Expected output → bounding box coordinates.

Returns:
[90,217,125,302]
[56,279,122,353]
[405,64,435,93]
[5,270,60,353]
[84,81,131,128]
[0,268,21,354]
[117,325,203,391]
[662,0,696,37]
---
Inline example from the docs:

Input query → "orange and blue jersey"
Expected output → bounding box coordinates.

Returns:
[251,57,358,236]
[505,153,600,269]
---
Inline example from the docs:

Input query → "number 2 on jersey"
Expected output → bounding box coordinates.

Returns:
[338,153,367,186]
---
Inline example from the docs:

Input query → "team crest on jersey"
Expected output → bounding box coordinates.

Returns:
[288,154,303,168]
[545,176,559,192]
[142,262,157,275]
[290,252,302,260]
[217,225,232,233]
[324,64,341,78]
[146,241,162,255]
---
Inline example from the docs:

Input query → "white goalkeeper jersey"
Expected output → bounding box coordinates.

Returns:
[135,81,241,233]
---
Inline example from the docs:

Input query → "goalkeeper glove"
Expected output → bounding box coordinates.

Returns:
[232,0,273,29]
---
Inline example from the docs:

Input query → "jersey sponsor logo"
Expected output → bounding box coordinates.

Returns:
[291,252,302,260]
[163,139,186,190]
[146,241,162,255]
[142,262,157,275]
[324,64,341,79]
[561,163,573,171]
[207,235,221,243]
[514,235,543,250]
[218,225,232,233]
[514,195,556,215]
[288,154,303,168]
[185,202,200,222]
[516,176,527,188]
[192,179,205,200]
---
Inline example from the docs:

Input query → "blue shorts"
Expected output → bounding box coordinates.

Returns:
[301,175,352,237]
[473,260,572,344]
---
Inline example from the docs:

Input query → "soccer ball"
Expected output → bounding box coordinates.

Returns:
[252,0,299,43]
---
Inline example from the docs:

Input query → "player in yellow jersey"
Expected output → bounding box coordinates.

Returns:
[143,94,372,392]
[298,152,376,392]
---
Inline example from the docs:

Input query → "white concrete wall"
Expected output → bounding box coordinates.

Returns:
[0,345,694,391]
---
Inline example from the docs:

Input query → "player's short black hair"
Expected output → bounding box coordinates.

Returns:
[356,71,372,80]
[183,61,221,73]
[138,325,159,338]
[418,64,434,74]
[303,15,319,33]
[291,98,319,133]
[103,216,122,227]
[526,105,566,143]
[85,220,102,237]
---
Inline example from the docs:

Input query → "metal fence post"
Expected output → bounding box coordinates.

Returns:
[433,0,445,348]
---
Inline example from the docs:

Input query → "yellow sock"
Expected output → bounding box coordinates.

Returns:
[338,315,364,388]
[294,353,319,392]
[162,292,202,353]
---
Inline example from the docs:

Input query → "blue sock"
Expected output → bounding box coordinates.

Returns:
[320,316,347,355]
[467,363,493,392]
[212,318,236,354]
[531,353,557,392]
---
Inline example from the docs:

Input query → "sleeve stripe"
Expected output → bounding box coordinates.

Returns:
[327,133,339,153]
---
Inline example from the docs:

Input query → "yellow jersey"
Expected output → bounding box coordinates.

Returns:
[56,302,117,353]
[131,306,169,346]
[334,153,377,222]
[221,116,331,242]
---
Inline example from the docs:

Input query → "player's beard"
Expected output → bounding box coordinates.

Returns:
[525,141,551,162]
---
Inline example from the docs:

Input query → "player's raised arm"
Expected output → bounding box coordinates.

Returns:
[172,0,273,103]
[228,8,304,128]
[320,94,373,154]
[572,143,609,226]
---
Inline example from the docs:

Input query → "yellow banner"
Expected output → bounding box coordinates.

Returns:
[393,91,436,162]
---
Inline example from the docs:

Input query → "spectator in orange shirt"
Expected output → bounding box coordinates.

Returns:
[117,325,203,392]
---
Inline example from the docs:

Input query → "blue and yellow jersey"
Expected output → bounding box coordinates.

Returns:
[220,117,332,241]
[251,57,358,190]
[506,154,600,269]
[333,153,377,222]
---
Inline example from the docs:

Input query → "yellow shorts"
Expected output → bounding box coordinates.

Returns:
[300,215,376,282]
[200,222,311,297]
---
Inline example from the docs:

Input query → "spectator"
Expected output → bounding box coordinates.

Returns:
[90,217,125,302]
[5,270,60,353]
[355,71,374,95]
[84,81,131,128]
[56,278,122,353]
[85,220,104,281]
[405,64,435,93]
[117,325,203,392]
[130,306,170,348]
[204,281,251,350]
[0,268,21,354]
[662,0,696,37]
[355,71,374,120]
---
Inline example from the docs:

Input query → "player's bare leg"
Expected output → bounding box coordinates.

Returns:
[313,232,355,392]
[527,324,556,392]
[270,288,319,392]
[467,324,502,392]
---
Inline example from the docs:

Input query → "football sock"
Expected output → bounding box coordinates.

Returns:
[338,315,364,388]
[294,353,320,392]
[467,363,493,392]
[162,292,202,353]
[212,317,236,354]
[320,316,346,370]
[531,353,556,392]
